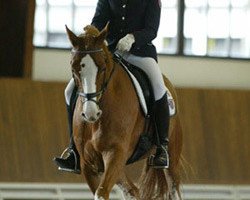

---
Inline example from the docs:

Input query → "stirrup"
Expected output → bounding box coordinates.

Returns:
[148,155,169,169]
[148,146,170,169]
[58,147,80,174]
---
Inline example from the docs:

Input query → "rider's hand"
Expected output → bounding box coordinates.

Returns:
[116,34,135,52]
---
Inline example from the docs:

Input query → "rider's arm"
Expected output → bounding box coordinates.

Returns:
[91,0,111,31]
[132,0,161,47]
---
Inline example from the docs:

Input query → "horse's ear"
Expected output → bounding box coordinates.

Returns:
[65,25,79,47]
[96,22,109,46]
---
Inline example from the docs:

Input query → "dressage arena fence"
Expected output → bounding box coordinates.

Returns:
[0,183,250,200]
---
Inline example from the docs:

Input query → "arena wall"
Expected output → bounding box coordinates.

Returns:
[0,78,249,184]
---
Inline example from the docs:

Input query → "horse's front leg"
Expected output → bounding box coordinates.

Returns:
[82,163,101,194]
[95,147,126,200]
[81,142,104,194]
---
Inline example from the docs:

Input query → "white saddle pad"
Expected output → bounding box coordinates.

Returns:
[120,62,176,117]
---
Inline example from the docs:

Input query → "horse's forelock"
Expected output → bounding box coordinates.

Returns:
[74,25,113,70]
[75,25,101,49]
[83,25,100,37]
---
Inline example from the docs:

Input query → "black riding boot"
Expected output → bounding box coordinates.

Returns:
[150,92,170,168]
[53,87,81,174]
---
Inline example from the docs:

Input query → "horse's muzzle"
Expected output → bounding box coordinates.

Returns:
[81,110,102,123]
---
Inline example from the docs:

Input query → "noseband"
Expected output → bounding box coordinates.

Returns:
[71,48,115,105]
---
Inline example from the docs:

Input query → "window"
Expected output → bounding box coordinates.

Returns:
[156,0,178,54]
[34,0,250,59]
[34,0,98,48]
[184,0,250,58]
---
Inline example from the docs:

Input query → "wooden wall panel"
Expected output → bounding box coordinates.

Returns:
[0,79,250,184]
[178,88,250,184]
[0,79,83,182]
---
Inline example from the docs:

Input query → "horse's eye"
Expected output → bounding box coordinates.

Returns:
[81,63,85,68]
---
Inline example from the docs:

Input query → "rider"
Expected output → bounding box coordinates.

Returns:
[54,0,170,173]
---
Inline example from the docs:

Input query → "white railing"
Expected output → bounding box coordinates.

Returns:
[0,183,250,200]
[0,183,122,200]
[182,184,250,200]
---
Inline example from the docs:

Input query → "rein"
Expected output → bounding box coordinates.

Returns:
[78,66,116,104]
[72,48,116,105]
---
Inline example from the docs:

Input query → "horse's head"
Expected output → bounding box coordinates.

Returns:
[66,24,111,123]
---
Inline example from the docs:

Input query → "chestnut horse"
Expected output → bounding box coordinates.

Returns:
[65,24,183,200]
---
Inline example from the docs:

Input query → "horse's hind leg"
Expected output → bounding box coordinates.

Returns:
[116,172,139,200]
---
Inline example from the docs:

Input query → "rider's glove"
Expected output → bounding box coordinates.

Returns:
[116,34,135,52]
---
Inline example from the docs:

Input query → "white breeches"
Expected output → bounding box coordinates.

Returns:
[119,51,167,100]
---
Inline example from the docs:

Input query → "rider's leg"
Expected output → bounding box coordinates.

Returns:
[53,78,81,174]
[122,53,170,168]
[153,92,170,168]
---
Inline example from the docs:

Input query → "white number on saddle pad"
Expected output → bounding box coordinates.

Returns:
[166,89,176,117]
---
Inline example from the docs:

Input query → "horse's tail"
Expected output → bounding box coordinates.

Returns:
[138,115,183,200]
[168,115,183,198]
[138,163,178,200]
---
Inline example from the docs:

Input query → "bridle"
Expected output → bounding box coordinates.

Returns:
[71,48,116,105]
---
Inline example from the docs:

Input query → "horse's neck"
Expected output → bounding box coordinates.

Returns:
[109,61,131,93]
[103,60,139,116]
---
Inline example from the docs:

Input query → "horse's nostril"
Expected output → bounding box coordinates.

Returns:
[81,113,86,118]
[97,111,102,117]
